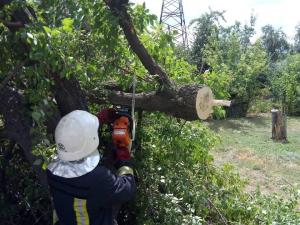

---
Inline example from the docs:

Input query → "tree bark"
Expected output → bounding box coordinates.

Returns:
[271,109,287,141]
[89,84,230,121]
[51,72,88,116]
[0,87,47,186]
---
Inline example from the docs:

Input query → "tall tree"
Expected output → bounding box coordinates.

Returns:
[269,54,300,114]
[191,14,267,117]
[261,25,290,62]
[190,9,225,73]
[293,24,300,53]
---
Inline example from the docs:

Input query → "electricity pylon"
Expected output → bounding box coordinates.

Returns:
[160,0,188,47]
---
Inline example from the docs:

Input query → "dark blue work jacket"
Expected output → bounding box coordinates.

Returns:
[46,165,136,225]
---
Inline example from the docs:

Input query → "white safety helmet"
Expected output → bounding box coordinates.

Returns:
[54,110,99,161]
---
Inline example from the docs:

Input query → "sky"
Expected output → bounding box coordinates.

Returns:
[130,0,300,42]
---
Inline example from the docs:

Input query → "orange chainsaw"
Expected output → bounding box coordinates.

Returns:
[112,111,132,149]
[98,107,134,152]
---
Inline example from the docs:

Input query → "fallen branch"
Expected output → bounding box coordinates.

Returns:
[88,85,230,121]
[207,197,228,225]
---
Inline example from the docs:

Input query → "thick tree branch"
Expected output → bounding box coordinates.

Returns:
[88,84,227,121]
[104,0,174,91]
[50,71,88,116]
[0,19,24,28]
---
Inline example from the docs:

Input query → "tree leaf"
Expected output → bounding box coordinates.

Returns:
[32,111,42,122]
[27,32,34,39]
[62,18,74,32]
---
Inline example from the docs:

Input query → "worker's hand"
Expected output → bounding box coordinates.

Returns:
[97,108,116,124]
[114,142,134,175]
[115,146,131,161]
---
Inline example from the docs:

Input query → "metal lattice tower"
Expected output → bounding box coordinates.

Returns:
[160,0,188,47]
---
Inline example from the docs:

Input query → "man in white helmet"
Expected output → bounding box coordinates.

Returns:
[46,110,136,225]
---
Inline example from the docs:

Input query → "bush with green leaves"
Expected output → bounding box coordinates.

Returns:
[0,140,51,225]
[269,53,300,115]
[134,113,300,225]
[190,14,268,117]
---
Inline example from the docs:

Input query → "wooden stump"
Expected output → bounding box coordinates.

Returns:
[271,109,287,141]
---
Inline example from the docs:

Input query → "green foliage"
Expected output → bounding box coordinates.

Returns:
[269,53,300,114]
[1,1,300,225]
[247,189,300,224]
[261,25,290,62]
[249,97,274,114]
[130,2,157,33]
[135,113,218,224]
[190,9,226,73]
[190,14,268,117]
[0,140,51,225]
[205,29,267,102]
[134,113,300,224]
[293,24,300,53]
[139,28,196,85]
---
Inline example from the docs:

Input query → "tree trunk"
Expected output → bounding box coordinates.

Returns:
[225,99,249,118]
[0,87,48,186]
[51,72,88,116]
[271,109,287,141]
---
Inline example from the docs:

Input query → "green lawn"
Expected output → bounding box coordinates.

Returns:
[206,114,300,194]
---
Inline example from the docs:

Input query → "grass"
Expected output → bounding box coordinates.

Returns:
[206,114,300,194]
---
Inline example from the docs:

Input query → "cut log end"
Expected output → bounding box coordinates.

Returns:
[195,87,231,120]
[195,87,214,120]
